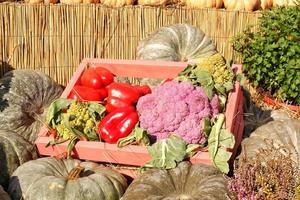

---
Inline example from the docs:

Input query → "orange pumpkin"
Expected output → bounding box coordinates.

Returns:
[186,0,223,8]
[260,0,273,9]
[101,0,135,7]
[138,0,171,6]
[223,0,261,11]
[25,0,58,3]
[60,0,99,3]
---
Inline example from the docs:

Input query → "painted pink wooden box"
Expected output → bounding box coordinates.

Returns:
[35,59,244,177]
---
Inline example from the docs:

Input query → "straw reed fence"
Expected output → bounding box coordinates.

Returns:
[0,3,261,85]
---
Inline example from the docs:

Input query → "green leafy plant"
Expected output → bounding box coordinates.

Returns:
[232,5,300,105]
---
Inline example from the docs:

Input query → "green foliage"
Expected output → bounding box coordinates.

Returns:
[144,134,187,169]
[117,125,150,147]
[232,6,300,105]
[208,114,235,173]
[176,53,234,99]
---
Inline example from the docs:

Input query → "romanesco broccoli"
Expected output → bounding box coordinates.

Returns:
[55,101,97,140]
[195,53,234,85]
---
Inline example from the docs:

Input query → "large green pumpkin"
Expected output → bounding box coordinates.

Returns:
[240,119,300,165]
[0,185,10,200]
[121,162,230,200]
[137,24,217,62]
[0,70,63,143]
[8,157,128,200]
[0,130,38,189]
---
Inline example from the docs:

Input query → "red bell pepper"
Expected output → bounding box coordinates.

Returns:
[105,96,132,113]
[105,83,141,112]
[106,82,141,104]
[98,106,139,143]
[68,85,106,101]
[134,85,152,96]
[80,67,114,89]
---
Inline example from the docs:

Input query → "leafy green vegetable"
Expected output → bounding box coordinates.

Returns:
[46,99,106,157]
[88,102,106,121]
[176,53,235,98]
[194,70,214,99]
[232,6,300,105]
[202,117,212,137]
[144,134,187,169]
[186,144,201,158]
[117,125,150,147]
[208,114,235,173]
[46,98,72,125]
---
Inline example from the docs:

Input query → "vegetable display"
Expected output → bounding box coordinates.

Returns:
[46,67,151,154]
[45,55,236,173]
[0,130,38,189]
[8,157,128,200]
[0,69,63,143]
[121,161,231,200]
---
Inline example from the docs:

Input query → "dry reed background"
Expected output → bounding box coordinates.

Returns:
[0,3,261,85]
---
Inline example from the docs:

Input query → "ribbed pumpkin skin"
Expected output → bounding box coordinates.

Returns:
[0,185,10,200]
[223,0,261,11]
[0,130,38,189]
[0,70,63,143]
[241,120,300,165]
[186,0,224,8]
[101,0,135,7]
[137,24,217,62]
[121,162,230,200]
[8,157,128,200]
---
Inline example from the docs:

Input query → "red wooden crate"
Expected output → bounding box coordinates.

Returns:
[35,58,244,178]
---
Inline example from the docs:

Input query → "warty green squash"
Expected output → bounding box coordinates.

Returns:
[0,130,38,189]
[0,70,63,143]
[8,157,128,200]
[121,161,230,200]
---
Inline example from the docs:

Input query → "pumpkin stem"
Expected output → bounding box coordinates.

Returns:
[67,165,84,180]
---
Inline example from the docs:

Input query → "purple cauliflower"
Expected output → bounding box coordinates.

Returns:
[136,81,219,144]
